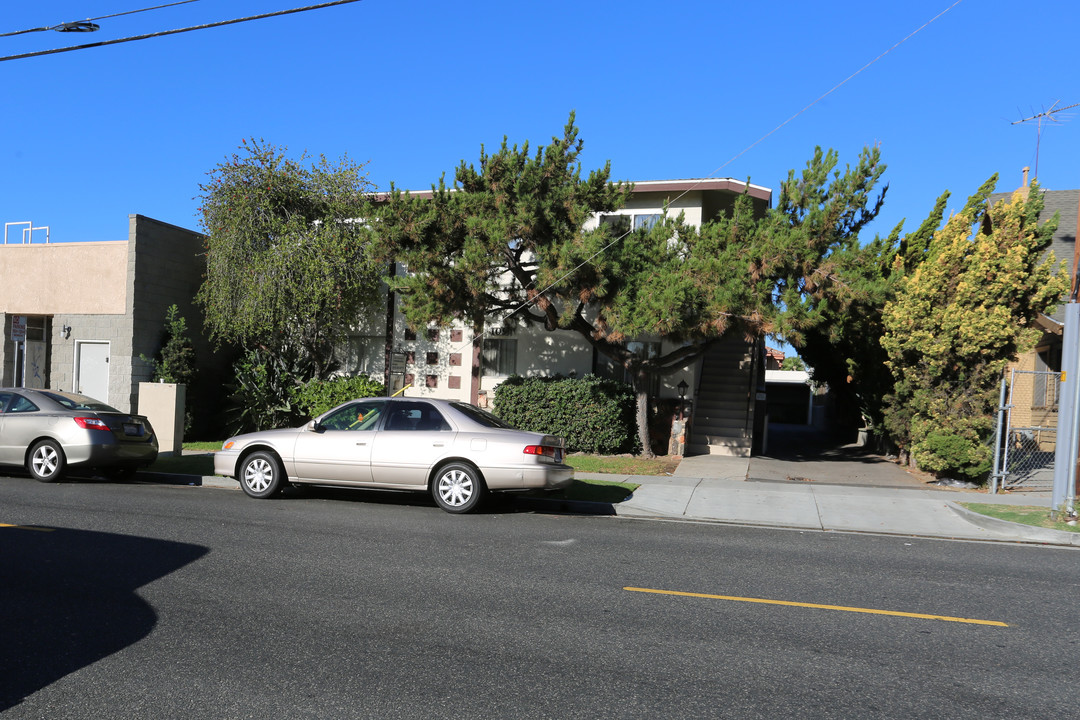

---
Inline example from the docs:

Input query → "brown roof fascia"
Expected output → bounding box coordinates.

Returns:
[373,178,772,204]
[629,178,772,202]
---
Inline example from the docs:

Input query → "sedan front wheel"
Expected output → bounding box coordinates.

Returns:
[432,462,485,514]
[240,451,284,499]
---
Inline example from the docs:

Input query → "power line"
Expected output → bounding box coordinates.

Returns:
[0,0,363,62]
[0,1,203,38]
[700,0,966,192]
[93,0,203,23]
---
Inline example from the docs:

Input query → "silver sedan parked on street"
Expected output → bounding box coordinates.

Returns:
[214,397,574,513]
[0,388,159,482]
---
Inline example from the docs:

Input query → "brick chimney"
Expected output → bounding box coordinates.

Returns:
[1016,166,1030,200]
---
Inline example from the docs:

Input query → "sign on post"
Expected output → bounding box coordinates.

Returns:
[10,315,26,342]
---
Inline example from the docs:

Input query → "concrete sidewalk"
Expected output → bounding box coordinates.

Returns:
[151,447,1079,547]
[578,453,1080,547]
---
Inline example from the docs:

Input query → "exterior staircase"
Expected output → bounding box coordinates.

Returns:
[686,336,757,457]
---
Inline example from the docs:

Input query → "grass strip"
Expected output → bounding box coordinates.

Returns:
[959,503,1080,534]
[565,454,679,476]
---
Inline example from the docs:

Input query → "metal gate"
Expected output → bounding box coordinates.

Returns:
[992,369,1060,493]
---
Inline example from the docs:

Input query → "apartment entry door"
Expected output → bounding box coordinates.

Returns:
[75,341,110,402]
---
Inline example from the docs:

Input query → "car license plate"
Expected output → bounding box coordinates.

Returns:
[123,423,142,437]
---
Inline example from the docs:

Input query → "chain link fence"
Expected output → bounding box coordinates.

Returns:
[993,370,1060,492]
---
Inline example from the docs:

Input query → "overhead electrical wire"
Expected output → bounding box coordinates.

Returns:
[0,1,203,38]
[0,0,965,346]
[0,0,363,62]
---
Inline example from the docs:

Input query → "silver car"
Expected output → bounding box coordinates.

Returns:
[0,388,159,482]
[214,397,574,513]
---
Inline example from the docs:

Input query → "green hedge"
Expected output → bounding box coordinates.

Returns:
[492,375,639,454]
[293,374,386,418]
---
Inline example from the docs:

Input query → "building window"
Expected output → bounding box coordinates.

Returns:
[1034,346,1062,408]
[599,214,631,234]
[451,329,463,343]
[25,316,48,342]
[425,374,438,388]
[404,328,417,341]
[601,213,661,234]
[426,352,439,365]
[449,353,462,367]
[427,328,440,342]
[594,340,661,395]
[482,338,517,377]
[344,335,383,376]
[448,375,462,389]
[634,214,661,231]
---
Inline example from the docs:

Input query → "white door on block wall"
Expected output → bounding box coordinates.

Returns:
[75,341,110,402]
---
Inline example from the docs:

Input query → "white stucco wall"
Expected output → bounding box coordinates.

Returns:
[0,241,128,315]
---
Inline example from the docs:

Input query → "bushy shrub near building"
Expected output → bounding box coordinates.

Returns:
[293,374,386,419]
[493,375,639,455]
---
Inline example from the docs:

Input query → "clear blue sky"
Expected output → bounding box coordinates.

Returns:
[2,0,1077,249]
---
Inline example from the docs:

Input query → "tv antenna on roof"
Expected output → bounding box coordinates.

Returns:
[1011,100,1078,180]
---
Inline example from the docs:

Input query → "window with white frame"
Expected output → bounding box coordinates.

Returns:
[482,338,517,377]
[600,213,662,234]
[633,214,661,231]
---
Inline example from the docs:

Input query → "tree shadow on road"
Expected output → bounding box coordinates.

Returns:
[0,526,208,712]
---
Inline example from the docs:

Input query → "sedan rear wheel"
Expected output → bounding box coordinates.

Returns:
[240,451,284,499]
[29,439,66,483]
[432,462,485,514]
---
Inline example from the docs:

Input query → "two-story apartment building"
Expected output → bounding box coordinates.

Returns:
[349,178,773,456]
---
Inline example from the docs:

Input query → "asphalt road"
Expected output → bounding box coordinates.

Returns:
[2,475,1078,719]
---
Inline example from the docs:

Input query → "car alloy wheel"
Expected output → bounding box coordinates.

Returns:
[29,439,66,482]
[433,462,485,514]
[240,451,284,499]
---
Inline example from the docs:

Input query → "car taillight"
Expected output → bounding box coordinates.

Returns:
[73,417,110,431]
[523,445,558,458]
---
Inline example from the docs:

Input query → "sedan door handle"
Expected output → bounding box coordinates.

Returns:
[432,442,445,447]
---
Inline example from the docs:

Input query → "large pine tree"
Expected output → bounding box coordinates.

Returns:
[378,116,889,456]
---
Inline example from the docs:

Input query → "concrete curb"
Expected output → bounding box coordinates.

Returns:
[136,472,237,489]
[130,469,1080,547]
[947,502,1080,547]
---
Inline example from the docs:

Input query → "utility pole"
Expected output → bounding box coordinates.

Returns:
[1013,100,1079,518]
[1047,173,1080,520]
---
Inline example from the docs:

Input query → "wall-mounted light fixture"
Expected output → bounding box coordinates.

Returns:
[61,324,71,339]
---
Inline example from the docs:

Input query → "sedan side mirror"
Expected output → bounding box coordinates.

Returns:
[308,419,323,433]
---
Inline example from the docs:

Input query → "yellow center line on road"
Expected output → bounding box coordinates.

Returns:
[624,587,1008,627]
[0,523,54,532]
